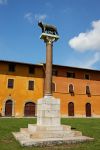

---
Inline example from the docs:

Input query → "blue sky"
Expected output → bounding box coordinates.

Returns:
[0,0,100,70]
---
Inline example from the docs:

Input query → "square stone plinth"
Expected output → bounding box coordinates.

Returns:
[37,96,60,126]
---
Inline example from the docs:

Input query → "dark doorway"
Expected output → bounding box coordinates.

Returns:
[86,103,91,117]
[68,102,74,116]
[5,100,13,116]
[24,102,35,116]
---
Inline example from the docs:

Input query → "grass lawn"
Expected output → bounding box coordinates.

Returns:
[0,118,100,150]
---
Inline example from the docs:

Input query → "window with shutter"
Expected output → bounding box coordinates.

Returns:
[85,74,90,80]
[67,72,75,78]
[29,66,35,74]
[8,64,16,72]
[28,80,34,90]
[8,79,14,88]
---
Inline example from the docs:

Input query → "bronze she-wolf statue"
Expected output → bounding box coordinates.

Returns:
[38,22,59,36]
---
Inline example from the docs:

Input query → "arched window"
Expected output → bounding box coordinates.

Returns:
[68,102,74,116]
[5,100,13,116]
[69,84,74,95]
[24,102,35,116]
[86,86,90,95]
[52,83,56,92]
[86,103,91,117]
[69,84,74,93]
[86,85,90,94]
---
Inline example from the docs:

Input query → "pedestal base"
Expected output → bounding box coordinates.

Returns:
[13,97,93,146]
[13,124,93,146]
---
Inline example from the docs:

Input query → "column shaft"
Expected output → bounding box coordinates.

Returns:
[45,42,53,96]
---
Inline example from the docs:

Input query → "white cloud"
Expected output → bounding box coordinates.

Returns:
[0,0,7,5]
[24,12,34,24]
[69,20,100,52]
[34,14,47,21]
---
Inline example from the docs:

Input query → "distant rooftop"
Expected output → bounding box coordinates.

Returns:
[52,63,100,72]
[0,59,43,67]
[0,59,100,72]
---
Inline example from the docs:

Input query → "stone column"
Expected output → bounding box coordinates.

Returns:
[37,35,60,126]
[45,38,53,96]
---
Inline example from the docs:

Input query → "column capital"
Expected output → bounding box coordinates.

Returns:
[44,36,56,44]
[40,33,59,44]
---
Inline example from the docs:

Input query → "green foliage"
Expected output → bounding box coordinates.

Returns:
[0,118,100,150]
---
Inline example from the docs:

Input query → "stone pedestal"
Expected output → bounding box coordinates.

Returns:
[37,96,60,126]
[13,97,93,146]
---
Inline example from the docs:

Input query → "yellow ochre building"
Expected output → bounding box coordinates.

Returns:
[0,60,100,117]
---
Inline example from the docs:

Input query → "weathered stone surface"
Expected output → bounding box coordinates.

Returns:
[19,124,82,139]
[13,97,94,147]
[13,131,94,147]
[37,97,60,126]
[28,124,67,131]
